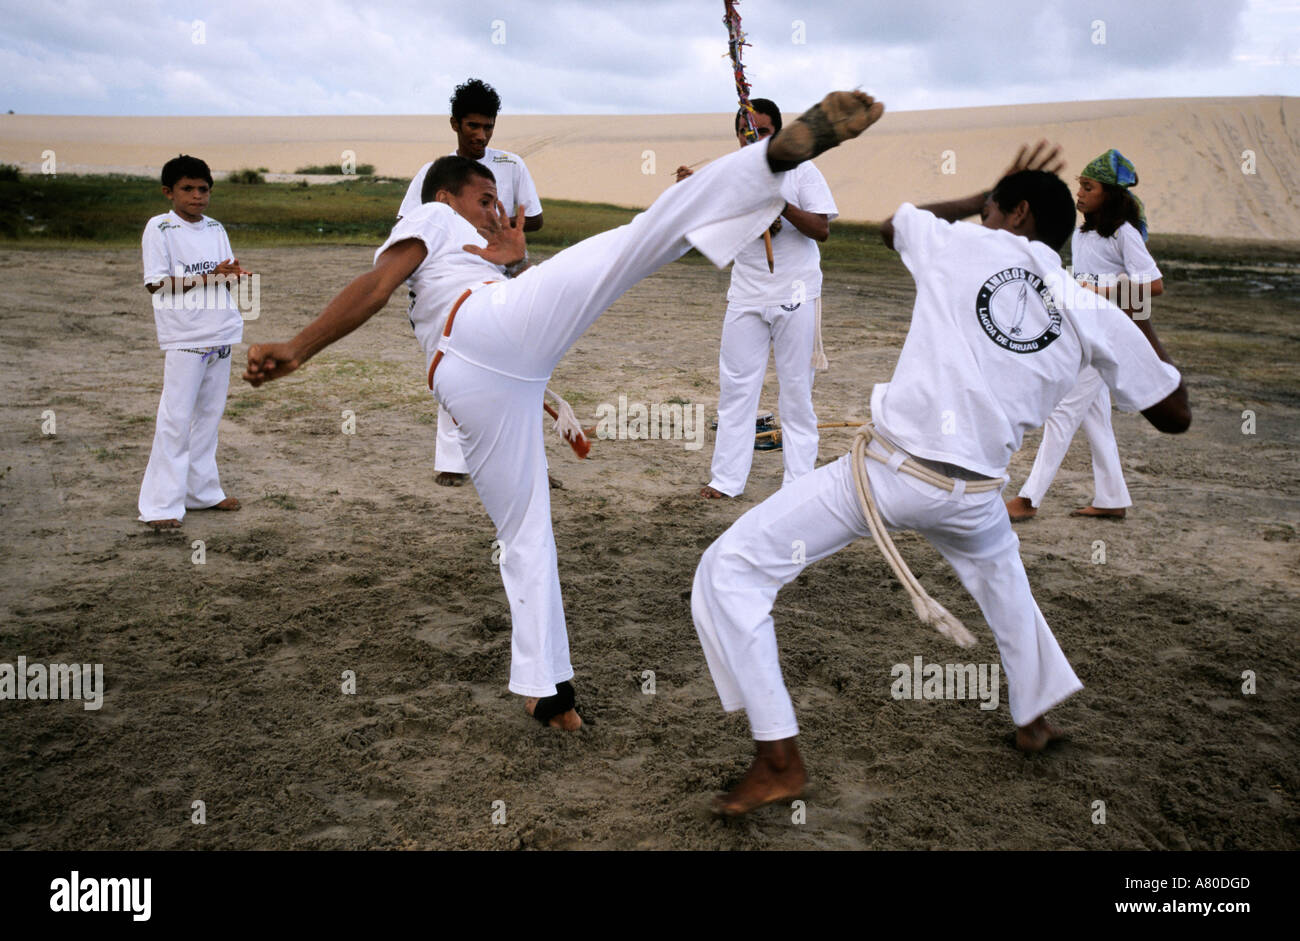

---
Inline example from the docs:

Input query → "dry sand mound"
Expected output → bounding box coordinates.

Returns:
[2,96,1297,238]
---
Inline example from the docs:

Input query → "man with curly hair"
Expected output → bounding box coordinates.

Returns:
[399,79,545,487]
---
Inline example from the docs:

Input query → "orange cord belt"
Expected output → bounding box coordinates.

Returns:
[426,287,475,391]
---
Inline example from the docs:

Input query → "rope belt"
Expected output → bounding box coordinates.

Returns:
[849,424,1004,648]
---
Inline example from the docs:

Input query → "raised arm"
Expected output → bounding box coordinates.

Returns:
[243,238,427,386]
[881,141,1065,250]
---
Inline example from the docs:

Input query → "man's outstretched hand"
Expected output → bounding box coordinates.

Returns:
[1003,140,1065,178]
[244,342,302,387]
[463,201,527,267]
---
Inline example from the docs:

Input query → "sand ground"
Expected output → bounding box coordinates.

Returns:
[0,243,1296,850]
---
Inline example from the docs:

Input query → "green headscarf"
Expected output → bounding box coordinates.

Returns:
[1081,148,1148,240]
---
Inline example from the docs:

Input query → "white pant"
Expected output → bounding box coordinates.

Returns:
[1019,366,1131,509]
[434,403,468,474]
[692,446,1083,738]
[708,299,818,496]
[432,140,786,697]
[138,347,232,521]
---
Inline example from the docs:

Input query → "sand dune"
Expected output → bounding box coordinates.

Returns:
[2,96,1297,239]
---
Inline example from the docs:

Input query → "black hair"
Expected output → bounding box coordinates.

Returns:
[736,98,781,137]
[1080,182,1144,239]
[450,78,502,121]
[161,154,213,188]
[421,155,496,204]
[990,169,1075,252]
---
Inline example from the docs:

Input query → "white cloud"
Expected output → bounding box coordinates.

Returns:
[0,0,1293,116]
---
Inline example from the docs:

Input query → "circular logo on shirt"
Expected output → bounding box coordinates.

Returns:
[974,267,1062,354]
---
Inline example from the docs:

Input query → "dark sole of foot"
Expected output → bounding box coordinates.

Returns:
[710,787,807,818]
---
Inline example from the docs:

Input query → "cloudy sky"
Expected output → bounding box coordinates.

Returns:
[2,0,1296,116]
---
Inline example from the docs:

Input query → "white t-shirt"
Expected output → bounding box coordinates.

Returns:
[374,202,505,359]
[141,211,244,350]
[398,147,543,221]
[727,161,838,306]
[871,203,1181,478]
[1071,222,1162,287]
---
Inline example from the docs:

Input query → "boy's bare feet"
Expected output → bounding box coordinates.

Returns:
[146,518,182,530]
[1005,496,1037,522]
[1070,505,1126,519]
[700,485,728,499]
[768,91,885,168]
[436,472,467,487]
[713,738,807,816]
[1015,715,1065,752]
[208,497,240,511]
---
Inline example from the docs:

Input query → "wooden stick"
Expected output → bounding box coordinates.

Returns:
[755,421,862,442]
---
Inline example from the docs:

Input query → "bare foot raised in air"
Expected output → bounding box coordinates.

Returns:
[713,738,807,817]
[767,91,885,167]
[1016,715,1065,752]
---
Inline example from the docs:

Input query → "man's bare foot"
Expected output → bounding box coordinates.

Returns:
[145,518,182,530]
[206,496,240,511]
[525,680,581,730]
[525,698,582,730]
[436,472,467,487]
[1015,715,1065,752]
[1070,505,1126,519]
[768,91,885,168]
[548,474,563,490]
[700,485,728,500]
[1005,496,1037,522]
[713,738,807,817]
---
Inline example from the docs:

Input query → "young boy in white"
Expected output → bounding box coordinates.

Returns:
[398,78,544,488]
[138,154,246,528]
[679,99,837,499]
[691,143,1191,816]
[244,91,884,732]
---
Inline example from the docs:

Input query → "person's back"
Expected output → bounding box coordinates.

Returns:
[876,203,1179,479]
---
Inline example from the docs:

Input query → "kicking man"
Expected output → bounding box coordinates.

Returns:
[245,91,886,731]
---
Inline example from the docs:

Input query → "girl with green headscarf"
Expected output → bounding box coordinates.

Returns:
[1077,147,1148,240]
